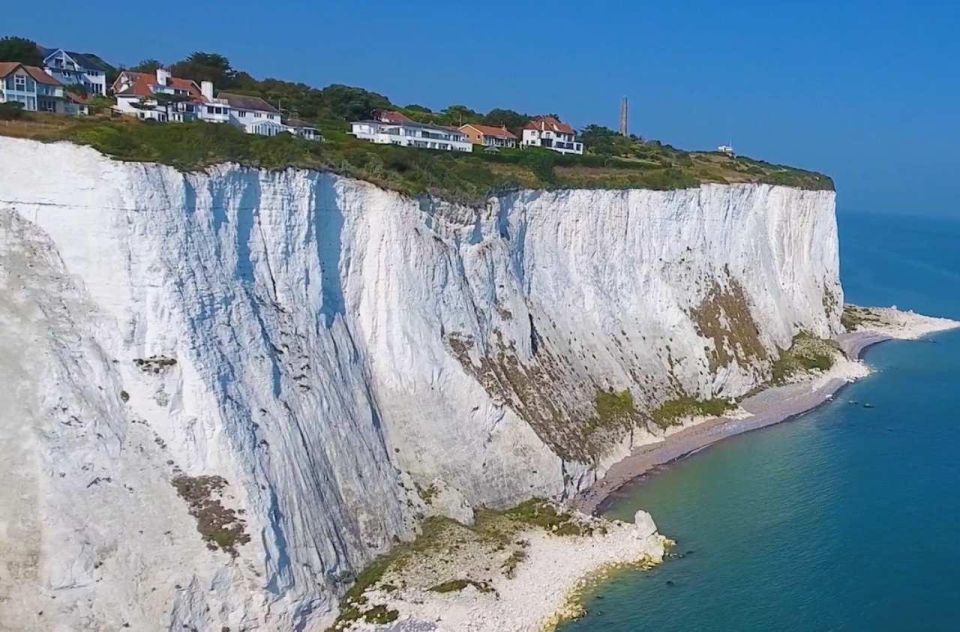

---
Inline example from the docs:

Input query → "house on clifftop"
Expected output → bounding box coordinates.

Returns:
[351,110,473,152]
[40,48,110,96]
[215,92,284,136]
[459,123,518,149]
[112,68,205,122]
[0,62,69,113]
[521,116,584,155]
[112,69,309,138]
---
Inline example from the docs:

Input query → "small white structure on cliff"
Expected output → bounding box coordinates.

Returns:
[351,110,473,152]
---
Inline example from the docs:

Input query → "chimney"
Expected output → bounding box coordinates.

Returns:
[156,67,171,86]
[201,80,214,101]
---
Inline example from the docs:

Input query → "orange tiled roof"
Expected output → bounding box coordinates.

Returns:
[0,62,62,86]
[460,123,517,140]
[375,109,413,124]
[113,71,203,101]
[524,116,575,135]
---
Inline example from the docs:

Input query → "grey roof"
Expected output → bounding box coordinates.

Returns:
[286,118,318,130]
[41,48,112,72]
[218,92,279,113]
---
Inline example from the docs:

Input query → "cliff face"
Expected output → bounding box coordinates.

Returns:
[0,137,840,630]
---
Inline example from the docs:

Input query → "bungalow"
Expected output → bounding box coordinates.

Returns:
[0,62,68,113]
[65,92,91,116]
[351,110,472,152]
[285,117,323,141]
[521,116,583,155]
[112,68,205,122]
[41,48,110,96]
[459,123,517,149]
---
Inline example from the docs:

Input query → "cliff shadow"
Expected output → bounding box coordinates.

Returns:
[314,175,346,329]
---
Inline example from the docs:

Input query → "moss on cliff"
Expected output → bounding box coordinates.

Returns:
[770,332,841,383]
[841,305,883,332]
[651,396,736,428]
[330,499,589,630]
[690,276,768,372]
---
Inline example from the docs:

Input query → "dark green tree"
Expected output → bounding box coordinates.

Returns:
[316,84,392,120]
[0,36,42,65]
[170,52,237,88]
[481,108,530,133]
[130,59,163,73]
[440,104,481,125]
[0,101,25,120]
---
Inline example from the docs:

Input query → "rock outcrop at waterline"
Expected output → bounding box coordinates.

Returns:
[0,137,839,630]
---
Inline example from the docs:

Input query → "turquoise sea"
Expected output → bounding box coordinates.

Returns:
[563,211,960,632]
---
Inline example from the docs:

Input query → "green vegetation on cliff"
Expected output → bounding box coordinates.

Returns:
[2,114,833,206]
[0,42,831,202]
[330,499,589,630]
[771,332,841,383]
[651,396,736,428]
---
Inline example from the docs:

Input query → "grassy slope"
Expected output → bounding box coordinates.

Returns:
[0,114,834,206]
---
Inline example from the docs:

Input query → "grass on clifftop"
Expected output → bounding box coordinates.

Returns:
[1,114,833,206]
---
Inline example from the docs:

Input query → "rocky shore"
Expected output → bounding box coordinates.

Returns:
[335,506,669,632]
[333,307,958,632]
[573,306,960,515]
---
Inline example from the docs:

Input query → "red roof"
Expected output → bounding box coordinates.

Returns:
[460,123,517,140]
[375,109,412,124]
[0,62,62,86]
[113,70,203,101]
[524,116,575,135]
[67,92,93,104]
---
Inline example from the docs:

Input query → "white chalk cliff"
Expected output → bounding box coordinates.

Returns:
[0,137,840,630]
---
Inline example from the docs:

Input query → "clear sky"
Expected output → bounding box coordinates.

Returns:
[6,1,959,216]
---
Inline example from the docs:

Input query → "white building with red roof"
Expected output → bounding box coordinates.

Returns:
[521,116,583,155]
[111,68,290,137]
[112,68,206,123]
[350,110,472,152]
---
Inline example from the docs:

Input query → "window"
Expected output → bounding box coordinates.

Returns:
[14,75,26,90]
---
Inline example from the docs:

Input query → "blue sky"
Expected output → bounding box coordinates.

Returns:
[7,1,959,216]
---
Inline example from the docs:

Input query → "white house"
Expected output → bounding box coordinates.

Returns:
[351,110,472,152]
[112,68,205,122]
[286,118,323,141]
[41,48,109,96]
[0,62,69,113]
[111,68,319,139]
[521,116,583,155]
[215,92,284,136]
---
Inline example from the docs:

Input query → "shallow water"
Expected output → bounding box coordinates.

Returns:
[562,211,960,632]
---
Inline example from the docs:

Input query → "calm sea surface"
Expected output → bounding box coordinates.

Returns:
[562,211,960,632]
